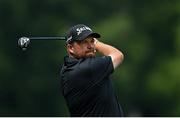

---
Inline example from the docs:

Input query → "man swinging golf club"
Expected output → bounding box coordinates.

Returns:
[60,24,124,117]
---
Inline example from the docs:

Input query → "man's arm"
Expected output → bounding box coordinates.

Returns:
[94,38,124,69]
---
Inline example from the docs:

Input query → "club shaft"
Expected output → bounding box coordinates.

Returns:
[28,36,66,40]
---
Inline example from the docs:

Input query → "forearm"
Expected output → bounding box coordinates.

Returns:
[94,38,124,69]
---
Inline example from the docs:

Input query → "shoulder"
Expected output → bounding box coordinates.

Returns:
[86,56,112,65]
[79,56,113,70]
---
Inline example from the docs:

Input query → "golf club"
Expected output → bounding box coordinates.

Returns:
[18,36,66,51]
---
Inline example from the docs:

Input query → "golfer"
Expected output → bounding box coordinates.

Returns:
[60,24,124,117]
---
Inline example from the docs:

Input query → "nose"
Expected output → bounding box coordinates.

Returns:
[87,42,94,49]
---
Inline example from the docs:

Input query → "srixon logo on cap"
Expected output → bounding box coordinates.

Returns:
[76,26,92,35]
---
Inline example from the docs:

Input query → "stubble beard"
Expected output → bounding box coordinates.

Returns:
[85,49,96,58]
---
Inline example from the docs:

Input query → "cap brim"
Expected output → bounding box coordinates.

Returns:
[79,32,101,41]
[88,33,101,38]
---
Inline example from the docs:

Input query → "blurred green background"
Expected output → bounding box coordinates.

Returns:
[0,0,180,116]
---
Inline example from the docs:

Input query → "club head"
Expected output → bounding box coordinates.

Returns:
[18,37,30,51]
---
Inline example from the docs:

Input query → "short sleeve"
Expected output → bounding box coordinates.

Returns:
[89,56,114,81]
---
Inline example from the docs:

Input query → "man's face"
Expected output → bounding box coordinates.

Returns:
[67,36,96,59]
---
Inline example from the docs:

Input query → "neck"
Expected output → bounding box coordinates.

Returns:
[68,53,80,59]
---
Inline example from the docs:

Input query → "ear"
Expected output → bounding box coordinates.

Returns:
[67,44,74,54]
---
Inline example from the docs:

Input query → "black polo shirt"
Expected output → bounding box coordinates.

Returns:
[60,56,123,117]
